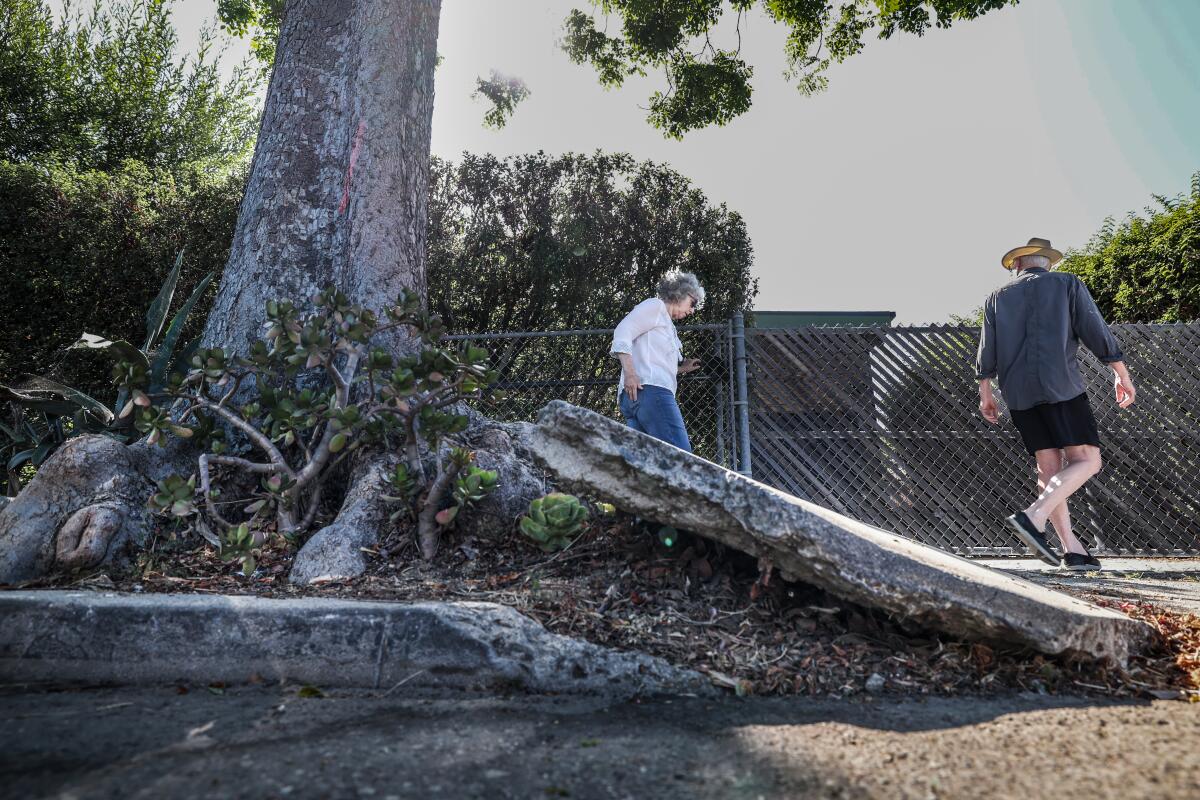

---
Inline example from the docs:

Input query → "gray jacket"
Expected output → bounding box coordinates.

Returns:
[975,268,1123,411]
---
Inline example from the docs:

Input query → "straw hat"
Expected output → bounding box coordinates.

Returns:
[1001,237,1064,270]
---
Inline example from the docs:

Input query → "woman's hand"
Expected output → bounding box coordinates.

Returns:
[678,357,701,375]
[623,370,643,401]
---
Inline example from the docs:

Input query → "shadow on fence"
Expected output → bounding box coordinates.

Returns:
[747,324,1200,556]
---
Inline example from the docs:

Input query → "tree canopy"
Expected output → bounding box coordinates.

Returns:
[426,151,758,333]
[216,0,284,78]
[1059,172,1200,324]
[564,0,1019,138]
[1,0,261,172]
[218,1,1019,139]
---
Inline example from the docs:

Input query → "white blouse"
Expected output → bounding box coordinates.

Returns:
[610,297,683,396]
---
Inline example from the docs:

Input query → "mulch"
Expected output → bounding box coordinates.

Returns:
[24,516,1200,701]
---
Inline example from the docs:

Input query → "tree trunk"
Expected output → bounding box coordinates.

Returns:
[0,0,445,584]
[203,0,441,355]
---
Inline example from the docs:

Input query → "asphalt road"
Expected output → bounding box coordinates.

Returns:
[2,684,1196,800]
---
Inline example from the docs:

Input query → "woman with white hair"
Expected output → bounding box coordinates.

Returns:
[609,271,705,452]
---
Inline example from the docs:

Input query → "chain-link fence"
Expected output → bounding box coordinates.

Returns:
[747,324,1200,555]
[451,320,1200,556]
[446,325,741,469]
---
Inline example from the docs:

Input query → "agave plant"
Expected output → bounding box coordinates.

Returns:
[0,252,212,495]
[519,492,590,553]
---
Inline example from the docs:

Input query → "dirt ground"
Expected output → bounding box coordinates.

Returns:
[1,683,1196,800]
[30,518,1197,701]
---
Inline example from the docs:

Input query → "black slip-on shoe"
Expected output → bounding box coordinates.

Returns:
[1061,552,1102,572]
[1006,511,1058,566]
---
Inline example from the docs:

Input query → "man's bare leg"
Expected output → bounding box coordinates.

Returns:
[1033,448,1088,555]
[1025,444,1101,550]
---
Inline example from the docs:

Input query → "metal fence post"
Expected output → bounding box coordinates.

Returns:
[732,312,753,477]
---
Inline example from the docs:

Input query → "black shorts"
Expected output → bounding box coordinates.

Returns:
[1009,392,1101,455]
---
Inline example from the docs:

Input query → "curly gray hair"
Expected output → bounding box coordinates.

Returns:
[657,271,706,309]
[1017,254,1051,270]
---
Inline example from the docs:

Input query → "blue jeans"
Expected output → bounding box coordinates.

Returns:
[619,385,692,453]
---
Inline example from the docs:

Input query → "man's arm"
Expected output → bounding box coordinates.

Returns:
[978,379,1000,424]
[1070,280,1135,408]
[1110,360,1136,408]
[976,298,999,423]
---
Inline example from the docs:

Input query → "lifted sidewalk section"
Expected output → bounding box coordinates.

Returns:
[525,401,1156,664]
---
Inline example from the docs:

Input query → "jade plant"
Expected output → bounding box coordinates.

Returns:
[519,492,590,553]
[125,286,499,568]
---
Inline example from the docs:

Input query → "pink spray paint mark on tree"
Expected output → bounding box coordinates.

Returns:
[338,119,367,215]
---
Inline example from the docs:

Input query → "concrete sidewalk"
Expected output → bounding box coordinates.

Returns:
[3,685,1196,800]
[980,558,1200,615]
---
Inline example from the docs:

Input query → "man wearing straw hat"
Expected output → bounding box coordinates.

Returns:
[976,237,1136,571]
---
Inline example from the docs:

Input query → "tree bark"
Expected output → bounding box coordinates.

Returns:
[203,0,441,355]
[0,0,445,584]
[0,436,197,584]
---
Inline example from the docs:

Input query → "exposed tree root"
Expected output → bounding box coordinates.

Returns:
[289,451,400,585]
[0,436,195,584]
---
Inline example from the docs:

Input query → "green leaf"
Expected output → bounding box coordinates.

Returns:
[1,377,114,425]
[169,335,203,378]
[151,271,214,391]
[7,448,39,471]
[243,498,268,514]
[71,334,150,373]
[297,685,324,699]
[143,250,184,350]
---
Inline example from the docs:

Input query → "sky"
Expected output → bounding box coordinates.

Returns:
[95,0,1200,323]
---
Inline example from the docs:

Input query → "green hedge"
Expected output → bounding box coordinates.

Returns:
[0,159,244,400]
[1059,173,1200,323]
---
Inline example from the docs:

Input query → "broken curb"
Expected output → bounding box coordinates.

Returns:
[0,591,714,697]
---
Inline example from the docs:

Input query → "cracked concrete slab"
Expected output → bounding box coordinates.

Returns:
[524,401,1155,663]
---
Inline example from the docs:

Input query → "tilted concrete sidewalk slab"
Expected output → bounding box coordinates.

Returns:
[0,590,712,696]
[525,401,1155,664]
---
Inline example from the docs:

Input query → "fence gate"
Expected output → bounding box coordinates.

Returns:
[745,324,1200,555]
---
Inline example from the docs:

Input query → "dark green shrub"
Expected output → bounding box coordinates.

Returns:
[1,253,213,495]
[1,0,260,172]
[1059,172,1200,323]
[0,158,244,399]
[427,151,757,334]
